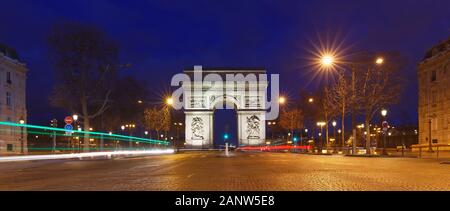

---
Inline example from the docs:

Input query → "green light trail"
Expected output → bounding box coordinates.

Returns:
[0,128,167,144]
[0,121,169,145]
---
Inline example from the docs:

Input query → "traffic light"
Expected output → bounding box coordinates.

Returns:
[223,133,229,140]
[50,119,58,128]
[293,137,298,142]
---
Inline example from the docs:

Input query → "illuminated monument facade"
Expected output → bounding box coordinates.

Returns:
[0,44,28,154]
[182,66,268,149]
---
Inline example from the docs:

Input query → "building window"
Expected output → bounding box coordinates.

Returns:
[431,91,437,105]
[431,70,437,82]
[6,71,11,84]
[6,92,12,107]
[7,144,13,151]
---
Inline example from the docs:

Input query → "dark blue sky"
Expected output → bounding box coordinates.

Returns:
[1,0,449,126]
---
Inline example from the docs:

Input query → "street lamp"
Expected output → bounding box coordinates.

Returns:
[279,96,286,105]
[166,97,173,106]
[72,114,79,121]
[332,120,337,151]
[375,57,384,65]
[308,98,314,103]
[320,55,335,67]
[317,52,386,155]
[19,117,25,154]
[381,109,388,155]
[381,109,387,117]
[316,121,326,152]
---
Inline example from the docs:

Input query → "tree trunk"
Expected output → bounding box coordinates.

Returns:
[365,117,371,154]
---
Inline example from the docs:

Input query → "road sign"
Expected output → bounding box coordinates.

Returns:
[64,124,73,135]
[64,116,73,124]
[64,124,73,130]
[382,121,389,132]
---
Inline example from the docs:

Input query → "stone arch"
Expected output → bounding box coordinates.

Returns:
[209,95,241,110]
[183,66,267,149]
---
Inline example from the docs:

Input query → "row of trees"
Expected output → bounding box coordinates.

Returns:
[143,106,171,139]
[308,52,405,153]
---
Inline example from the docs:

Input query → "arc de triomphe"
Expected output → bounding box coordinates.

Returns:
[181,66,269,149]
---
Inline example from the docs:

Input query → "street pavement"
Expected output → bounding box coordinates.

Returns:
[0,151,449,191]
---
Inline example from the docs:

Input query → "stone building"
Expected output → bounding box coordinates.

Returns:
[417,37,450,149]
[0,44,28,154]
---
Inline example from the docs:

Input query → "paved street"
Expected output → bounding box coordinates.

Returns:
[0,151,449,191]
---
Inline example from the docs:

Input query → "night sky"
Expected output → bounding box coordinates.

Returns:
[1,0,449,130]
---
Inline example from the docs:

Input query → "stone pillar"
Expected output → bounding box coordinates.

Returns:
[185,111,214,149]
[237,110,266,147]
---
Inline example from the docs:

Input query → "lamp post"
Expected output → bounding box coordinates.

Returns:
[338,129,342,147]
[19,117,25,154]
[72,114,79,151]
[332,121,337,152]
[318,54,384,155]
[381,109,388,155]
[317,122,326,153]
[332,120,336,142]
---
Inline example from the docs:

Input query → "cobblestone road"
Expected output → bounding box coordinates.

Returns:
[0,151,449,190]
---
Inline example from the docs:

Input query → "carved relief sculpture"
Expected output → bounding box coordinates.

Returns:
[191,117,205,140]
[246,115,260,139]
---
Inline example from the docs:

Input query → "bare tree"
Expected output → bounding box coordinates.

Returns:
[319,86,338,147]
[144,106,171,140]
[279,108,304,142]
[329,73,351,146]
[144,107,159,139]
[94,76,149,133]
[356,52,404,154]
[161,106,171,139]
[48,22,121,151]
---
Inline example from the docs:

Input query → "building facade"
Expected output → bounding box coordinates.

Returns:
[418,37,450,148]
[0,44,28,154]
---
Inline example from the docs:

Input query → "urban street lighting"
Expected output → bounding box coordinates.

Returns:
[375,57,384,65]
[308,98,314,103]
[279,96,286,105]
[72,114,79,121]
[316,121,326,152]
[19,117,25,154]
[381,109,387,117]
[166,97,173,105]
[320,55,335,67]
[381,109,388,155]
[317,51,386,155]
[332,120,337,149]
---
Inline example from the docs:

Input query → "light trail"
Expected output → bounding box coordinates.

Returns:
[239,145,312,151]
[0,121,169,145]
[0,149,175,162]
